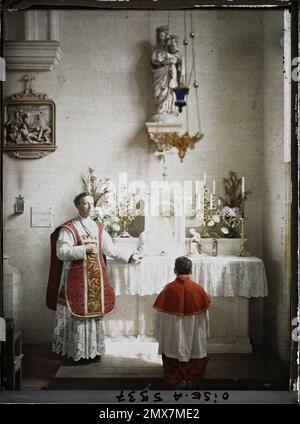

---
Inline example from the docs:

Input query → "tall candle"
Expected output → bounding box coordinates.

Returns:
[210,194,213,209]
[241,177,245,198]
[195,181,201,210]
[129,195,134,210]
[218,199,221,206]
[212,179,216,195]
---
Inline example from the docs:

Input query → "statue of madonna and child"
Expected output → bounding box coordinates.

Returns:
[150,25,185,123]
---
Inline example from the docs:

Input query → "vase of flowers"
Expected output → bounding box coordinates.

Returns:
[203,206,242,238]
[82,167,111,206]
[199,171,253,239]
[82,167,121,238]
[219,170,252,216]
[189,171,253,255]
[93,207,121,239]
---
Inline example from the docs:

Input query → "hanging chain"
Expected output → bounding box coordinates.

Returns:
[184,10,188,87]
[186,97,190,133]
[190,10,202,134]
[195,82,202,135]
[184,10,190,132]
[188,10,196,88]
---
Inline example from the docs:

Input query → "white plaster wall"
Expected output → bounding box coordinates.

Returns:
[261,11,290,364]
[3,10,270,343]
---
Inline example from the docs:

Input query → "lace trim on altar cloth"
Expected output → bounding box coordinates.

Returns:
[108,256,268,298]
[52,304,105,361]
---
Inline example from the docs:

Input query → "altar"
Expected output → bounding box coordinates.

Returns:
[105,254,268,354]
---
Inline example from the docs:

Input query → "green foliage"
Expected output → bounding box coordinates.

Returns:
[219,170,252,209]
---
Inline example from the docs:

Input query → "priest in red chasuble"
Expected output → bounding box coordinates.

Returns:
[153,256,211,389]
[46,192,141,364]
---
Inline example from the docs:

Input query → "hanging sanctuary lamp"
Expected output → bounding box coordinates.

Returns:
[147,11,203,164]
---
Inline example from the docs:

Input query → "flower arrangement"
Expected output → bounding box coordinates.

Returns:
[202,206,241,238]
[93,206,121,239]
[199,171,253,239]
[82,168,121,238]
[219,170,252,211]
[82,167,111,207]
[81,168,141,238]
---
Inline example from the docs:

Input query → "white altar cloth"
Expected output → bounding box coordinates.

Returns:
[107,255,268,298]
[105,255,268,352]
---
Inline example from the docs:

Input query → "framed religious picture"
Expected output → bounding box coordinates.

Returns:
[3,74,56,159]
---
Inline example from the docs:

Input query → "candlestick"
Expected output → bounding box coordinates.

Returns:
[212,179,216,195]
[241,177,245,198]
[238,217,250,257]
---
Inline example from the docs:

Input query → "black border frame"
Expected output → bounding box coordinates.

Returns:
[0,0,298,399]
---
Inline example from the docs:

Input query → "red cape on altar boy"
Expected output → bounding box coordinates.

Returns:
[153,256,212,390]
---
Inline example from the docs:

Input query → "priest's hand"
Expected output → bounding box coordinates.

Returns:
[129,253,143,264]
[85,244,98,255]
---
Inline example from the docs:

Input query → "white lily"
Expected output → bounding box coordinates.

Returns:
[212,214,221,223]
[221,227,229,234]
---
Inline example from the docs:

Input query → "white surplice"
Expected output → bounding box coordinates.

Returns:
[52,215,131,361]
[154,310,210,362]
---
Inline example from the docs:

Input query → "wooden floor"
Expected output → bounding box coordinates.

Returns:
[22,344,289,391]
